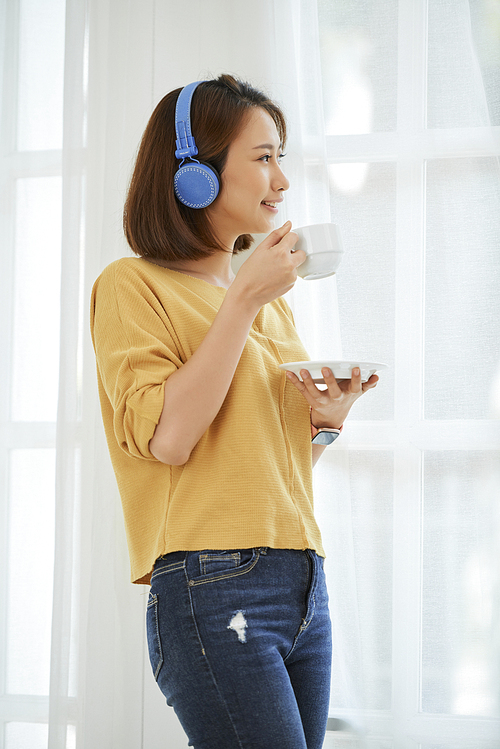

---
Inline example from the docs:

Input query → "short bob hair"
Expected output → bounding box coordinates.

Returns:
[123,74,287,261]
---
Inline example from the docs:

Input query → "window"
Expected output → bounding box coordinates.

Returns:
[0,0,68,745]
[299,0,500,745]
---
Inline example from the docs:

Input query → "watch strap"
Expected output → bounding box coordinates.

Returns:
[311,426,343,445]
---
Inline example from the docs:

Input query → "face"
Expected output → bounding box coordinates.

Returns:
[207,108,289,247]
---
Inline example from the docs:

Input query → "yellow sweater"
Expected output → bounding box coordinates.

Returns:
[90,257,325,583]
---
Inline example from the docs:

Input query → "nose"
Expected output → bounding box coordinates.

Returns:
[272,162,290,194]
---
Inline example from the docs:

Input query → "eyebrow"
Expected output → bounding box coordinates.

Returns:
[252,143,280,150]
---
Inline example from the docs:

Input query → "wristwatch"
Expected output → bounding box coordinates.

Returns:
[311,427,342,445]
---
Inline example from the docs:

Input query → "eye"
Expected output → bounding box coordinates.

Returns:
[258,153,287,163]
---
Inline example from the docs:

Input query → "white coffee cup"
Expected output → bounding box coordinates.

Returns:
[293,223,344,280]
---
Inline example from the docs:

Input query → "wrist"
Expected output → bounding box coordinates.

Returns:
[311,424,344,436]
[310,410,344,433]
[310,410,343,440]
[224,284,261,321]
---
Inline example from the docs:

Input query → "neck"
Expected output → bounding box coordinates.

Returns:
[146,250,236,289]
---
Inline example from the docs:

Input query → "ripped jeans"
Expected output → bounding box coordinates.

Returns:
[146,547,332,749]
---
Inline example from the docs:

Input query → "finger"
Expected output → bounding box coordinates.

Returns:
[264,225,305,267]
[280,232,305,267]
[264,220,293,248]
[299,369,325,398]
[285,370,309,394]
[321,367,342,396]
[285,370,317,403]
[278,229,298,252]
[290,247,306,268]
[362,374,379,391]
[349,367,363,393]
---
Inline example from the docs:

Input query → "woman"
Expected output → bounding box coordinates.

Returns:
[91,74,378,749]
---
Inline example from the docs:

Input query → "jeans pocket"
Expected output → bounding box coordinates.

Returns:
[146,592,163,681]
[188,548,261,586]
[199,551,241,576]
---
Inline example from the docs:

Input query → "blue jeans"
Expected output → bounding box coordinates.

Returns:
[146,547,332,749]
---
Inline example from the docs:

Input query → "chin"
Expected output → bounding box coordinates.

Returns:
[239,212,276,236]
[256,217,276,234]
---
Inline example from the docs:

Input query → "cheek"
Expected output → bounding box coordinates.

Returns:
[216,168,265,214]
[228,182,260,212]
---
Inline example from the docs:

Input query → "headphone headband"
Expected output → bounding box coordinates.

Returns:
[174,80,205,161]
[173,80,220,209]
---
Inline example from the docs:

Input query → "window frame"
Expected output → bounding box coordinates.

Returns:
[317,0,500,744]
[0,0,65,741]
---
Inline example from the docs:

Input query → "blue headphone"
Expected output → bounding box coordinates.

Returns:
[173,81,220,209]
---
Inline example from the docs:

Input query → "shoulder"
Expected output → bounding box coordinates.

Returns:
[92,257,179,304]
[93,257,150,289]
[91,258,165,332]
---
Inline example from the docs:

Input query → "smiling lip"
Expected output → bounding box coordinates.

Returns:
[261,199,282,212]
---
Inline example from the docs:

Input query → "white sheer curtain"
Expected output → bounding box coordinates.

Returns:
[278,1,500,747]
[1,1,499,748]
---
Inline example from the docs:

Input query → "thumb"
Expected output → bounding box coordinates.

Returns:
[261,220,293,248]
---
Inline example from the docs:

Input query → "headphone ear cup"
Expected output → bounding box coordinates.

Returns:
[174,162,220,209]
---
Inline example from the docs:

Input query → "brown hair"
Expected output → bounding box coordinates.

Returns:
[123,74,287,261]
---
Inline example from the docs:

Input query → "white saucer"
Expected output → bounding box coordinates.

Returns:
[279,360,388,384]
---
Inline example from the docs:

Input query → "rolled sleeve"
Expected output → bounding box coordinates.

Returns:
[91,262,181,460]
